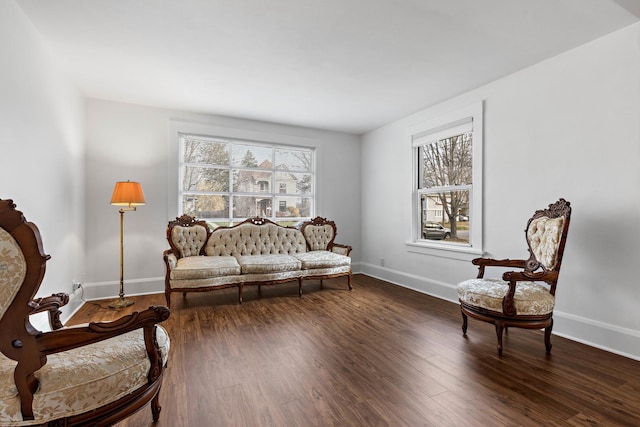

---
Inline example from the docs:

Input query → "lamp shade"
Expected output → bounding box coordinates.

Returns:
[110,181,146,206]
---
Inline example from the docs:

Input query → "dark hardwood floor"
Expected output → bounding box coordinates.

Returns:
[67,274,640,426]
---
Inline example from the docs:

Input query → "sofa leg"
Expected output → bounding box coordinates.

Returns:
[238,285,243,304]
[298,279,303,297]
[164,290,171,308]
[347,274,353,291]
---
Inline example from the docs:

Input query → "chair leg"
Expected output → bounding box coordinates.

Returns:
[461,310,468,335]
[545,319,554,353]
[151,389,162,422]
[495,321,505,356]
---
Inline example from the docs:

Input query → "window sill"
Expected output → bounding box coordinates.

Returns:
[406,241,483,262]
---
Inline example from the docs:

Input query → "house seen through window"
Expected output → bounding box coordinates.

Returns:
[179,134,314,227]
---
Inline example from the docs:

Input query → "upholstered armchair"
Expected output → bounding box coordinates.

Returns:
[457,199,571,356]
[0,199,170,426]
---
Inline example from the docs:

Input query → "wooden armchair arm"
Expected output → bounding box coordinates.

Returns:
[331,243,352,256]
[35,305,170,355]
[500,270,558,316]
[29,293,70,330]
[472,258,527,278]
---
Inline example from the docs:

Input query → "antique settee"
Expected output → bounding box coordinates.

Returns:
[163,216,352,307]
[0,199,171,426]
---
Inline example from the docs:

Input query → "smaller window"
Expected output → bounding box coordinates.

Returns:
[410,102,483,254]
[279,183,287,193]
[279,200,287,212]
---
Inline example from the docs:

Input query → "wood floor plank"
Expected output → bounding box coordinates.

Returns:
[66,274,640,426]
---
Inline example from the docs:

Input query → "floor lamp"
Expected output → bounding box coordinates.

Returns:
[109,180,146,309]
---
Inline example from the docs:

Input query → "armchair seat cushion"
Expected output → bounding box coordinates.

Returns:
[0,325,170,426]
[237,254,301,274]
[457,278,555,316]
[170,255,240,280]
[294,251,351,270]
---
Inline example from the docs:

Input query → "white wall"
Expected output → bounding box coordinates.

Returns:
[361,23,640,360]
[0,0,85,325]
[84,99,361,299]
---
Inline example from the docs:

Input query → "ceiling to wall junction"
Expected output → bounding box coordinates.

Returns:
[16,0,640,134]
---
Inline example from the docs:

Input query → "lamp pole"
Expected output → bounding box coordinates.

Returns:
[109,207,135,308]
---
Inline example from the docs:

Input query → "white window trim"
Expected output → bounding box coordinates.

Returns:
[407,101,484,259]
[168,120,320,222]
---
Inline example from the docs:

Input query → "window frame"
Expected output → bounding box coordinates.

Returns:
[407,102,484,260]
[168,121,317,226]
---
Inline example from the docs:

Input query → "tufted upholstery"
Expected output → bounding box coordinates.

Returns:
[164,216,354,305]
[205,222,307,257]
[527,216,564,270]
[171,224,208,258]
[303,224,335,251]
[0,228,26,320]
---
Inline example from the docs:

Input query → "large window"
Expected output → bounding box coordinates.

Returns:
[411,102,483,253]
[179,134,314,226]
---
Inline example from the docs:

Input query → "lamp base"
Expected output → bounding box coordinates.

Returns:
[109,297,134,309]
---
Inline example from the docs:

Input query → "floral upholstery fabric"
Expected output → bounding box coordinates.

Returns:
[0,228,26,320]
[237,254,301,274]
[527,216,564,270]
[171,225,208,258]
[303,224,334,251]
[170,256,240,280]
[457,278,555,316]
[205,223,307,257]
[0,326,170,426]
[294,251,350,270]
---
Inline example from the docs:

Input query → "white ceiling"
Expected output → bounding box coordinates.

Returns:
[16,0,640,134]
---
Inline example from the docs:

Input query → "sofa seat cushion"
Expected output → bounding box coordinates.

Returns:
[0,326,170,426]
[170,256,240,280]
[457,278,555,316]
[294,251,351,270]
[237,254,301,274]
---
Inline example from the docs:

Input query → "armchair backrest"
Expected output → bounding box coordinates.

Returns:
[300,216,337,251]
[0,227,26,320]
[166,214,211,258]
[524,198,571,279]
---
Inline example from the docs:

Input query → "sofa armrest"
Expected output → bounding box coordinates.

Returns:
[331,243,352,256]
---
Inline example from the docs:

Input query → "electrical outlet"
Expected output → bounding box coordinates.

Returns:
[72,281,82,292]
[380,257,385,267]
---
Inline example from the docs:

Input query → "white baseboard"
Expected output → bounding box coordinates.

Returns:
[359,263,640,361]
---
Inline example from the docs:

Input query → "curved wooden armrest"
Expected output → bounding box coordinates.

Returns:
[36,305,170,355]
[471,258,527,278]
[502,270,558,283]
[500,270,557,316]
[331,243,352,256]
[29,293,70,330]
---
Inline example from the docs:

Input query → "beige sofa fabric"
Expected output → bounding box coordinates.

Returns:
[170,255,240,280]
[303,224,334,251]
[295,250,351,270]
[237,254,302,274]
[205,222,306,256]
[171,224,208,258]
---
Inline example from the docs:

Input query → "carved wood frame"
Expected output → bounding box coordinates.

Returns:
[0,199,170,425]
